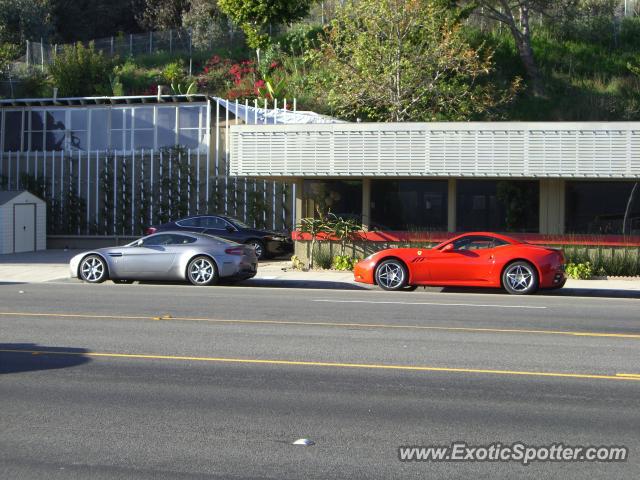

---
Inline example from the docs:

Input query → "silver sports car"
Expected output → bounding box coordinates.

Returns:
[70,231,258,286]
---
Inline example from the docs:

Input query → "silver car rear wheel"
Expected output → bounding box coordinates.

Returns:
[79,255,108,283]
[187,256,219,286]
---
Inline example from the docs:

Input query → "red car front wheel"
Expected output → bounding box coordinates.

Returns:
[375,259,410,291]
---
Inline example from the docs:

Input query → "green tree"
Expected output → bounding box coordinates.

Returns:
[0,43,20,77]
[217,0,315,50]
[137,0,191,30]
[0,0,53,44]
[183,0,230,49]
[467,1,576,97]
[50,0,141,42]
[48,42,113,96]
[316,0,519,122]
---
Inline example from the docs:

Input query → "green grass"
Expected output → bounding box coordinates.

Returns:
[467,18,640,121]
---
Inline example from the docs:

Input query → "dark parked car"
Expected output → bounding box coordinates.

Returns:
[145,215,293,260]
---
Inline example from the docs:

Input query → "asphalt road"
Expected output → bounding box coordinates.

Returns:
[1,281,640,479]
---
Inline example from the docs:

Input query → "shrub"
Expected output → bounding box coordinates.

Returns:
[49,42,113,97]
[112,58,159,96]
[563,246,640,277]
[565,262,593,280]
[162,60,186,85]
[290,255,305,270]
[332,255,360,271]
[313,247,332,270]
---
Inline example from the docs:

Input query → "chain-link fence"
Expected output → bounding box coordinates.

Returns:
[23,27,243,70]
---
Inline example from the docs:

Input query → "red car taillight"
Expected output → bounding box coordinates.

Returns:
[225,247,246,255]
[145,227,157,235]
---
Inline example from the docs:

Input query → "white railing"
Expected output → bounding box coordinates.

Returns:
[0,148,293,236]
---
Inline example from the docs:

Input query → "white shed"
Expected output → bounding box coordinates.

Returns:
[0,191,47,254]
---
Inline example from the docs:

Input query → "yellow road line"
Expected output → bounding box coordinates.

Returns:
[1,311,640,340]
[1,348,639,382]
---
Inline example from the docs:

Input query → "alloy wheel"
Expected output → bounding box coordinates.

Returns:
[376,260,407,290]
[248,241,264,259]
[80,256,107,283]
[504,263,535,293]
[188,257,217,286]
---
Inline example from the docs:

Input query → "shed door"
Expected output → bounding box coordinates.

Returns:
[14,203,36,253]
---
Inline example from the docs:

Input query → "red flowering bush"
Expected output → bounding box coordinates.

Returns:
[196,54,261,99]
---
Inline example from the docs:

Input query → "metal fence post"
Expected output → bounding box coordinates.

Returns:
[169,29,173,53]
[129,34,133,56]
[188,28,193,77]
[149,31,153,54]
[26,40,30,66]
[40,38,45,72]
[110,36,114,56]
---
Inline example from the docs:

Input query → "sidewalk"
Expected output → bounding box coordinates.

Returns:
[1,250,639,297]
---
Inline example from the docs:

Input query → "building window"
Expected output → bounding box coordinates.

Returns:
[45,110,66,151]
[111,108,132,151]
[178,106,204,149]
[303,180,362,219]
[566,181,640,235]
[456,180,539,233]
[69,109,88,151]
[28,111,45,151]
[1,103,209,153]
[370,180,448,230]
[157,107,177,148]
[133,107,155,149]
[4,111,23,151]
[90,109,109,151]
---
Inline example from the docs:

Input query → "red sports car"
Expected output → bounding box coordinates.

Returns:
[353,232,566,295]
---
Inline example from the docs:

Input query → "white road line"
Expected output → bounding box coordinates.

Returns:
[313,299,547,309]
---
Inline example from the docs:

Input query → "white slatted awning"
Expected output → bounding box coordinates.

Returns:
[230,122,640,178]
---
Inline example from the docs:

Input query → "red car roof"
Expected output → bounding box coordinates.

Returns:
[433,232,523,249]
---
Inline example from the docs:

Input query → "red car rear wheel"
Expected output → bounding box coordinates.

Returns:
[502,261,539,295]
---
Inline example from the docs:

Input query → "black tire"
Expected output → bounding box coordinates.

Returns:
[375,259,410,291]
[187,256,219,286]
[78,254,108,283]
[502,261,539,295]
[245,239,267,260]
[112,279,134,284]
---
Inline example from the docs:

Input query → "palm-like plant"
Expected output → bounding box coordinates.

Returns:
[296,216,331,269]
[327,213,362,256]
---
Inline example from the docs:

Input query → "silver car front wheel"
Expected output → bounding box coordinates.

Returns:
[79,255,108,283]
[187,256,219,286]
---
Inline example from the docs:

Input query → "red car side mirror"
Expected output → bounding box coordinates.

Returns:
[442,243,454,252]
